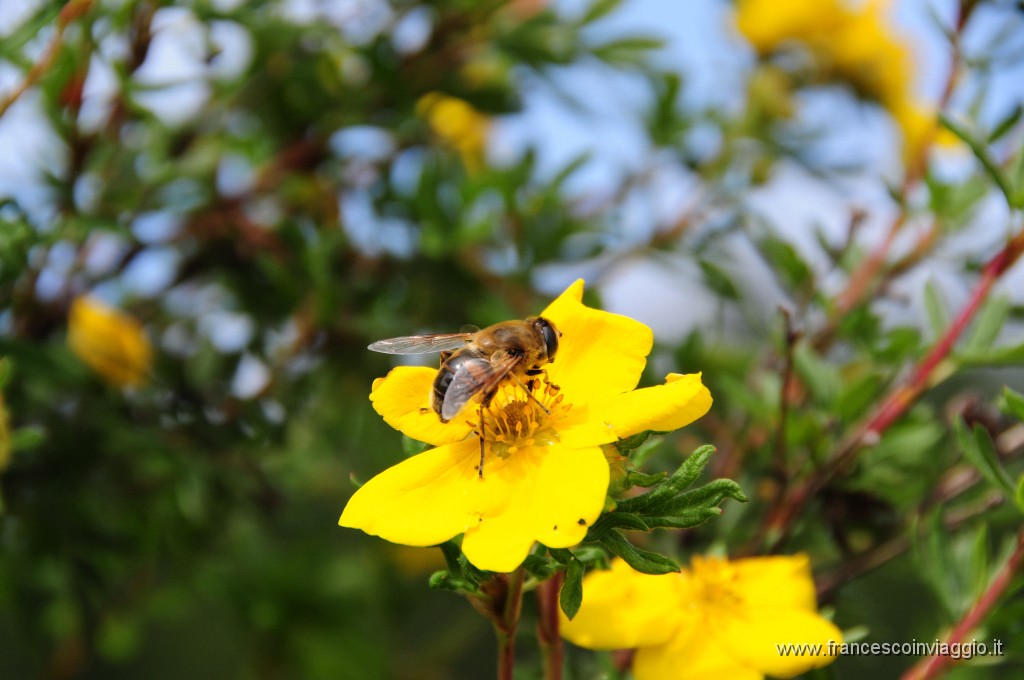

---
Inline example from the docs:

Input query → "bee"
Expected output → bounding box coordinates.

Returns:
[368,316,560,477]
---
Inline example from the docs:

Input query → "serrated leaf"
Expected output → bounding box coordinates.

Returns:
[599,531,679,575]
[641,507,722,529]
[625,468,665,488]
[588,511,650,537]
[559,557,585,620]
[617,445,716,514]
[658,479,748,514]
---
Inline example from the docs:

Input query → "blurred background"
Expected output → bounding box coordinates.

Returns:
[2,0,1024,678]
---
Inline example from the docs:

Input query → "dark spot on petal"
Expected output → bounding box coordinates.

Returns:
[553,525,558,530]
[577,518,586,526]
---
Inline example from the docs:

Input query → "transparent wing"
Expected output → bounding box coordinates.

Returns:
[441,354,519,421]
[367,333,472,355]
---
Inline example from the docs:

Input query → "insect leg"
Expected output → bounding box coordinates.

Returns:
[477,401,485,479]
[508,372,551,415]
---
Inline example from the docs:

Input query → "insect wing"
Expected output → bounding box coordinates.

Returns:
[367,333,471,355]
[441,354,519,420]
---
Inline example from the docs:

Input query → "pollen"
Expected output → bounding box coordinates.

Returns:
[480,376,571,460]
[690,556,744,612]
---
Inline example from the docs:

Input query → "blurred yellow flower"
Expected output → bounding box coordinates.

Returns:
[561,555,841,680]
[416,92,491,174]
[736,0,936,165]
[68,296,152,388]
[339,280,713,572]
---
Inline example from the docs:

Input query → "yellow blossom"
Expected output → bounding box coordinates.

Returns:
[416,92,491,174]
[736,0,935,165]
[67,296,152,388]
[339,280,712,572]
[561,555,842,680]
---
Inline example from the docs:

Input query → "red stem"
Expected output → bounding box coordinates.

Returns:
[536,573,564,680]
[901,528,1024,680]
[761,230,1024,550]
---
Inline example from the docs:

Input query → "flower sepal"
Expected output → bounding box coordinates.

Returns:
[428,540,489,594]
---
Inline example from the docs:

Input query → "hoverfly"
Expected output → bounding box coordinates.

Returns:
[368,316,560,477]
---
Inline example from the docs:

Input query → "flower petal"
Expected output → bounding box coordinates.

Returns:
[633,625,763,680]
[560,559,684,650]
[461,444,610,572]
[541,279,653,401]
[716,607,842,679]
[591,373,712,439]
[369,366,475,446]
[339,439,506,546]
[731,554,818,612]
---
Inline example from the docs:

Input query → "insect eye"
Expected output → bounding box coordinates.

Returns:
[536,318,559,360]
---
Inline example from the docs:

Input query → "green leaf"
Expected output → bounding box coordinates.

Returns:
[923,280,948,339]
[987,104,1022,143]
[580,0,622,25]
[641,507,722,529]
[402,435,431,457]
[1016,475,1024,514]
[9,426,45,451]
[589,511,650,536]
[939,113,1018,208]
[999,387,1024,423]
[0,358,11,388]
[591,36,664,66]
[615,430,654,453]
[625,468,666,488]
[617,444,716,514]
[698,259,740,300]
[559,557,585,620]
[658,479,748,514]
[963,295,1009,354]
[523,554,559,581]
[599,531,679,575]
[955,420,1016,502]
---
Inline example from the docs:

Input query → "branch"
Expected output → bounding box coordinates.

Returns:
[0,0,94,119]
[760,227,1024,551]
[900,527,1024,680]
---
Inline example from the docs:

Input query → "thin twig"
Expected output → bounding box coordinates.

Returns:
[760,227,1024,552]
[0,0,94,119]
[536,572,564,680]
[900,527,1024,680]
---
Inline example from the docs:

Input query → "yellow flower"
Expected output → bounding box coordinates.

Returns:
[561,555,842,680]
[416,92,491,174]
[736,0,932,165]
[339,280,712,572]
[67,296,152,388]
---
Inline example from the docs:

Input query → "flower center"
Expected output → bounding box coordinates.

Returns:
[691,557,743,612]
[477,377,571,459]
